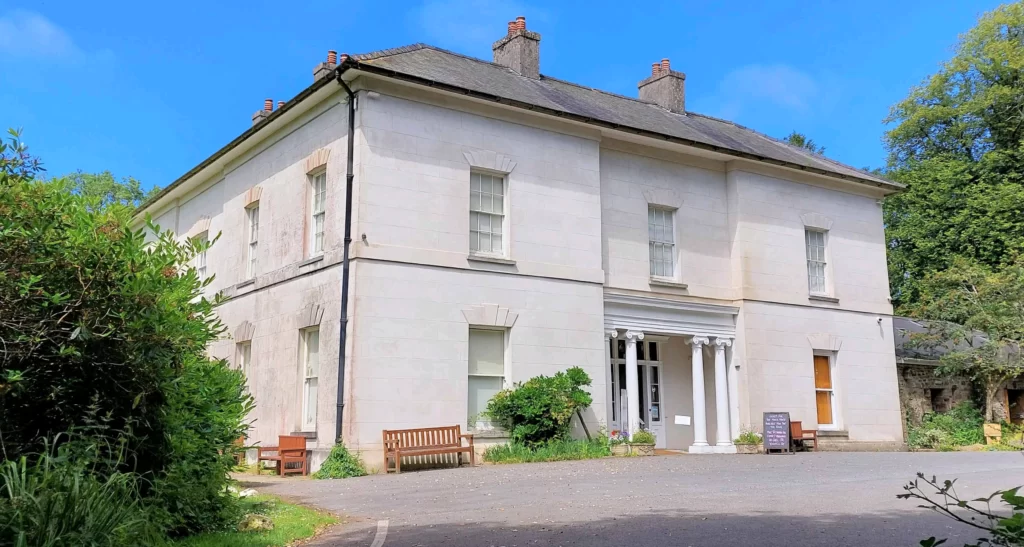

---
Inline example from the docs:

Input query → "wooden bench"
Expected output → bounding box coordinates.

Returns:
[257,435,308,476]
[790,421,818,452]
[383,425,475,474]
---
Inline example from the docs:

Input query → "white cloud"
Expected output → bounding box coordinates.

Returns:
[0,9,81,58]
[711,64,820,119]
[411,0,548,53]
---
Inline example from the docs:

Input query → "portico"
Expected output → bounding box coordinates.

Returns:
[604,294,739,454]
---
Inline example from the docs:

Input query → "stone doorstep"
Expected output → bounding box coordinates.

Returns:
[816,439,907,452]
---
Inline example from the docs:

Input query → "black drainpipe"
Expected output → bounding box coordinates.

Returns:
[334,69,356,444]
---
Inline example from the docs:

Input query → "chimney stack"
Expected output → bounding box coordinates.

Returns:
[313,50,338,81]
[638,58,686,113]
[252,98,273,125]
[492,16,541,79]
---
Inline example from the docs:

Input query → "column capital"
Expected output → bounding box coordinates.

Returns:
[624,330,644,342]
[691,335,710,347]
[713,337,733,348]
[606,329,619,339]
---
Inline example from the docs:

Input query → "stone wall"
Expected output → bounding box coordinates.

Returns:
[897,362,1024,427]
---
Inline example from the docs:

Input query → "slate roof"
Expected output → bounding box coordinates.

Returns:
[893,317,988,363]
[351,44,900,191]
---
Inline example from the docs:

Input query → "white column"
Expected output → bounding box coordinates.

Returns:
[713,338,733,447]
[624,330,643,437]
[728,343,741,442]
[690,336,710,450]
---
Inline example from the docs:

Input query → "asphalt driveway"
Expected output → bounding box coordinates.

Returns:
[249,451,1024,546]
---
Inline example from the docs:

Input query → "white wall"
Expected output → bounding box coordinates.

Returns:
[348,259,607,453]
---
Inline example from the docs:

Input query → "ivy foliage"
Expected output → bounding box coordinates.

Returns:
[485,367,593,446]
[311,444,367,480]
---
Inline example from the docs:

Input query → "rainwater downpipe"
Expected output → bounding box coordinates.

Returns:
[334,69,356,444]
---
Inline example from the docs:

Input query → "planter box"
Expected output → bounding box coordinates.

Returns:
[611,444,629,456]
[630,443,655,457]
[735,444,762,454]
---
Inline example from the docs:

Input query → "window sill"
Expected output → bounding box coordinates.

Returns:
[816,429,848,438]
[236,279,255,289]
[467,254,516,266]
[467,428,509,439]
[299,255,324,267]
[290,431,317,439]
[649,277,688,290]
[809,294,840,304]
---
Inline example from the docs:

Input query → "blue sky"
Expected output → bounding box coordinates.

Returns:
[0,0,1001,190]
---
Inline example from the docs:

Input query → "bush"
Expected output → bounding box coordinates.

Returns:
[735,430,762,445]
[901,473,1024,547]
[907,402,985,450]
[483,438,610,464]
[312,444,367,479]
[630,430,656,444]
[0,442,164,547]
[485,367,593,446]
[0,134,252,537]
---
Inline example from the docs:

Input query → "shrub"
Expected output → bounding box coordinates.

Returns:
[0,134,252,537]
[901,473,1024,547]
[483,438,610,464]
[485,367,593,446]
[0,442,163,547]
[312,444,367,479]
[630,430,656,444]
[907,402,985,450]
[734,430,762,445]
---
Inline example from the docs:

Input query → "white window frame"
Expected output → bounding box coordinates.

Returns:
[805,229,831,296]
[468,170,508,258]
[237,341,252,394]
[309,171,327,256]
[468,327,509,431]
[246,205,259,279]
[194,231,209,281]
[608,336,666,431]
[648,206,676,280]
[813,351,840,431]
[300,328,320,432]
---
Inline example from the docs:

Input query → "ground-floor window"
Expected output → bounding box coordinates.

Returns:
[814,354,834,427]
[468,328,505,428]
[237,341,251,394]
[301,328,320,431]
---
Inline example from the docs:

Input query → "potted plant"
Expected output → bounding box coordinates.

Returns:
[609,430,630,456]
[734,430,762,454]
[629,430,656,456]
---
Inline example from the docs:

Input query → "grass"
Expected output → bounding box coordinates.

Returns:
[483,438,611,464]
[175,495,337,547]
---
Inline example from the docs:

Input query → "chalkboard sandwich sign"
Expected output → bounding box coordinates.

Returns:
[763,412,792,454]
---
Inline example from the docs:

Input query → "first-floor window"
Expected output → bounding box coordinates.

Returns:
[246,205,259,279]
[237,341,252,394]
[310,171,327,255]
[301,328,320,431]
[468,329,505,428]
[649,206,675,278]
[194,231,209,280]
[805,229,828,295]
[814,354,834,426]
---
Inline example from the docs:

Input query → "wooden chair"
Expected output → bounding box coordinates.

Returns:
[257,435,308,476]
[382,425,475,474]
[790,421,818,452]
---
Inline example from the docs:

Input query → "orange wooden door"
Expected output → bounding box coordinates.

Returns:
[814,355,833,425]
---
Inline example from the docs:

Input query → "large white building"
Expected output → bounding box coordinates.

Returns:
[138,18,905,469]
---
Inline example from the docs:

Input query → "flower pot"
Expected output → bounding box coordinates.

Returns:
[735,443,762,454]
[630,443,655,457]
[611,444,629,456]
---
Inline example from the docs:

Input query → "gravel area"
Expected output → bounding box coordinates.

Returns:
[246,451,1024,546]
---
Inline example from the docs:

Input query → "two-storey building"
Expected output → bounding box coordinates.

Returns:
[137,17,905,468]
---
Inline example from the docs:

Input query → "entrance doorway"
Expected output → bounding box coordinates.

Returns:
[609,338,666,448]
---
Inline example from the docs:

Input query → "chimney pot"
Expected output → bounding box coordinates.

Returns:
[652,63,660,76]
[264,99,273,112]
[340,53,349,62]
[327,50,338,64]
[661,58,670,72]
[277,101,285,109]
[639,59,686,113]
[507,21,517,34]
[516,16,526,30]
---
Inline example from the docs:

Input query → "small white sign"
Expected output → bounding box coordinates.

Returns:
[674,415,691,426]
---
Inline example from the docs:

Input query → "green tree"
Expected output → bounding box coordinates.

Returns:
[783,131,825,155]
[54,170,158,211]
[0,130,251,536]
[884,2,1024,309]
[909,256,1024,422]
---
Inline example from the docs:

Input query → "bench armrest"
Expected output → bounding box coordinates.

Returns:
[460,433,474,447]
[257,446,279,457]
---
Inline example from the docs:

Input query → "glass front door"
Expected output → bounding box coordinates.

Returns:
[609,338,666,448]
